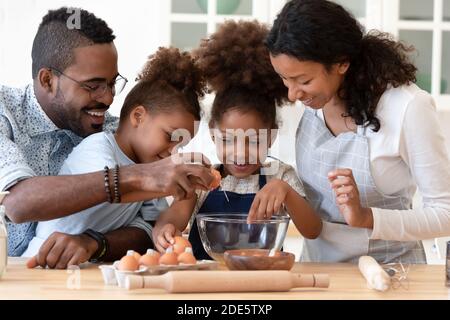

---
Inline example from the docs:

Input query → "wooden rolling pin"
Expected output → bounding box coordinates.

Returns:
[125,270,329,292]
[358,256,391,292]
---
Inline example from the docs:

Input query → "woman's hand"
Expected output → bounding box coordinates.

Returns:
[328,168,373,228]
[247,179,290,222]
[152,223,182,253]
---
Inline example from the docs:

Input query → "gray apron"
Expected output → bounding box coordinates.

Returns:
[296,108,426,264]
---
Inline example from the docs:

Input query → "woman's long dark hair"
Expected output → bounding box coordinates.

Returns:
[266,0,417,131]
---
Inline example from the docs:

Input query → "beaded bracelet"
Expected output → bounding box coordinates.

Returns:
[112,164,121,203]
[103,166,112,203]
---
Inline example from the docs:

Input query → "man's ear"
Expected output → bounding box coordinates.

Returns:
[37,68,56,94]
[130,105,148,127]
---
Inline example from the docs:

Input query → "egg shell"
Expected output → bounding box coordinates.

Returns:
[139,250,161,266]
[172,236,192,255]
[159,251,179,265]
[132,251,141,261]
[118,255,139,271]
[177,250,197,265]
[126,250,141,261]
[209,168,222,189]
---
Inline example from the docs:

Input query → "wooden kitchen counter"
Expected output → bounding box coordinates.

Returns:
[0,257,448,300]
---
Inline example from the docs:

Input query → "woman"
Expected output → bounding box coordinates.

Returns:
[266,0,450,263]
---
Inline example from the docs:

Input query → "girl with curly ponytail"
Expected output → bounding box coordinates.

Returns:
[24,47,209,260]
[266,0,450,264]
[152,20,322,260]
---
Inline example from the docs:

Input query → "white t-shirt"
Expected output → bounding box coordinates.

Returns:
[22,132,167,257]
[316,84,450,241]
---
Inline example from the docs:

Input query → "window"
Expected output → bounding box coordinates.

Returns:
[166,0,273,51]
[330,0,384,31]
[395,0,449,105]
[330,0,450,110]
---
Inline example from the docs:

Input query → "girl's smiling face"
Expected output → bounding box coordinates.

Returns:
[125,105,197,164]
[212,108,275,179]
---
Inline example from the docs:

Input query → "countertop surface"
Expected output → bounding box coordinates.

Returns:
[1,258,449,300]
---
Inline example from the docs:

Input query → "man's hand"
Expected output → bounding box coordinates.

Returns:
[3,152,214,223]
[328,168,374,228]
[247,179,290,222]
[134,153,214,201]
[26,232,98,269]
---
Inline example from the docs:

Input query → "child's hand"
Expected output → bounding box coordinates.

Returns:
[247,179,290,223]
[153,224,182,253]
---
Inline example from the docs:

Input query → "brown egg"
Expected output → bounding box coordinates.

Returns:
[159,247,179,265]
[139,249,160,267]
[172,236,192,255]
[130,250,141,261]
[177,247,197,265]
[118,254,139,271]
[209,168,222,189]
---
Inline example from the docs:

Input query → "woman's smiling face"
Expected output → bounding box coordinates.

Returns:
[269,53,349,108]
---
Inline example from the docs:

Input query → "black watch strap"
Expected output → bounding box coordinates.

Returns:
[83,228,108,262]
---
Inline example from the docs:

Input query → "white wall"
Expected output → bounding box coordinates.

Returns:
[0,0,166,115]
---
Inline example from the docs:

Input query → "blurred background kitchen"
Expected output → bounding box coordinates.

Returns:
[1,0,449,263]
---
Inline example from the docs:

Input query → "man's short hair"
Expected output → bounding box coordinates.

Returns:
[31,7,115,79]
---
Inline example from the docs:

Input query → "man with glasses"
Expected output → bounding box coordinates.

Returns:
[0,7,212,268]
[48,67,128,114]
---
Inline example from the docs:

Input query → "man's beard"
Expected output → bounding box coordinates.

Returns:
[50,86,106,138]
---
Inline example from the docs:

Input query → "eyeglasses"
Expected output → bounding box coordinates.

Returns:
[49,68,128,100]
